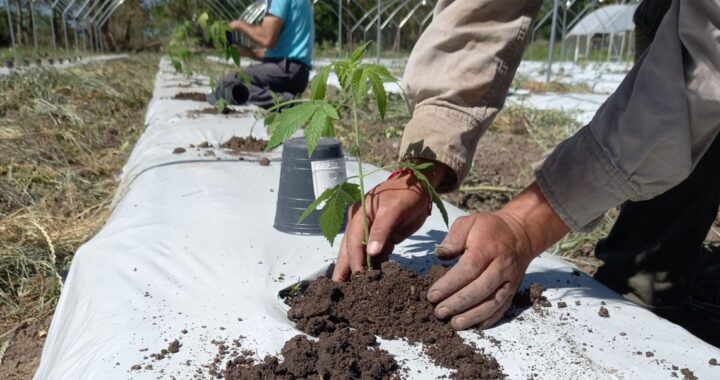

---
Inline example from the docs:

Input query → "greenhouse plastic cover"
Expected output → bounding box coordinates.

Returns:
[34,60,720,379]
[567,4,638,37]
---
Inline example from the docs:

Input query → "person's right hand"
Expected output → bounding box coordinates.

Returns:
[332,162,447,281]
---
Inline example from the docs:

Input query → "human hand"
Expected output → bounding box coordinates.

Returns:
[228,20,243,30]
[427,183,570,330]
[332,162,447,282]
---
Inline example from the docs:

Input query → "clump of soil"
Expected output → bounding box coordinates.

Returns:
[220,136,267,154]
[224,329,399,380]
[286,262,505,379]
[172,92,207,102]
[598,306,610,318]
[172,147,186,154]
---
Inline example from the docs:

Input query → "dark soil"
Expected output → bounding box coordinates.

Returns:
[598,306,610,318]
[220,136,267,154]
[224,329,399,380]
[173,147,186,154]
[0,318,50,380]
[285,262,505,379]
[188,107,239,116]
[172,92,207,102]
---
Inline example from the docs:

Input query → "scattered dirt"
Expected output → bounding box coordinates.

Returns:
[259,156,271,166]
[286,262,505,379]
[710,358,718,366]
[224,329,399,380]
[172,147,186,154]
[187,107,241,116]
[598,306,610,318]
[220,136,267,154]
[172,92,207,102]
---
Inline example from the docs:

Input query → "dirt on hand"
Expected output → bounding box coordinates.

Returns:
[285,262,505,380]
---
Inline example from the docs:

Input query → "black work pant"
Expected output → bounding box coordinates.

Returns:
[242,58,309,109]
[594,0,720,309]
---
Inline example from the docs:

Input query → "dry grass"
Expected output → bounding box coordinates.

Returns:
[0,54,159,339]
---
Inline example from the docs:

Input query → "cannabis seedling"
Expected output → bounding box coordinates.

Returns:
[169,12,248,114]
[266,44,448,267]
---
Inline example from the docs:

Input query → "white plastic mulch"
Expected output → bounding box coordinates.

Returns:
[34,59,719,380]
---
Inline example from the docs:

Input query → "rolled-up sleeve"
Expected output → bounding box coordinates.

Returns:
[536,0,720,231]
[399,0,542,192]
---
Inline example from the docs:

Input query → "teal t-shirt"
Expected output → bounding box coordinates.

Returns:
[265,0,314,68]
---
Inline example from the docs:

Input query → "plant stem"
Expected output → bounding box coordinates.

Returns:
[346,164,395,181]
[351,95,370,267]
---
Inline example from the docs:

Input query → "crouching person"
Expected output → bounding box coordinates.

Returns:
[213,0,314,108]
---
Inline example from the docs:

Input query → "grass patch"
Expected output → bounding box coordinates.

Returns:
[492,105,582,151]
[0,54,159,336]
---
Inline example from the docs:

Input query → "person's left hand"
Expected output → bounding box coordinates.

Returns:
[427,212,533,330]
[426,182,570,330]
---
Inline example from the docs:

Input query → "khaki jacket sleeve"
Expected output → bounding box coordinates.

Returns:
[535,0,720,231]
[399,0,542,192]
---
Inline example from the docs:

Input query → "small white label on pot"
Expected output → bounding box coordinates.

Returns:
[311,158,347,208]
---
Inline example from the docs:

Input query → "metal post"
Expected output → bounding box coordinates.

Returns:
[31,0,38,49]
[5,0,16,48]
[546,0,559,83]
[49,0,63,50]
[376,0,381,63]
[338,0,342,54]
[559,1,568,61]
[63,0,78,50]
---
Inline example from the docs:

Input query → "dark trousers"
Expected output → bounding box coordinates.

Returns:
[594,0,720,310]
[243,58,309,109]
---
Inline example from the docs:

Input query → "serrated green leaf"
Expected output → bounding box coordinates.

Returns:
[350,42,371,64]
[228,46,240,65]
[265,102,317,151]
[305,103,339,156]
[322,103,339,119]
[314,183,362,245]
[310,66,331,101]
[298,187,336,223]
[351,68,368,103]
[367,72,387,120]
[333,61,351,92]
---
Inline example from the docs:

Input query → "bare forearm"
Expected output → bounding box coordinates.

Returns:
[497,182,570,258]
[230,21,273,48]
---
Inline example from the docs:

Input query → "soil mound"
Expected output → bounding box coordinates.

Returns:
[286,262,505,380]
[220,136,267,154]
[224,329,399,380]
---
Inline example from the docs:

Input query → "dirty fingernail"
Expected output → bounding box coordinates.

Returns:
[367,241,383,256]
[427,290,442,303]
[434,245,448,256]
[436,306,449,319]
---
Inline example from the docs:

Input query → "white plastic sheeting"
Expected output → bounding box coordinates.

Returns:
[34,59,720,379]
[567,4,638,37]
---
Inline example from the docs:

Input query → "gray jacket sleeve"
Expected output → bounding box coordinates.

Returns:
[536,0,720,231]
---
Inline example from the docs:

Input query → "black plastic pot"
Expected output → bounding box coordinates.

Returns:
[48,58,54,65]
[274,138,348,235]
[5,60,13,69]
